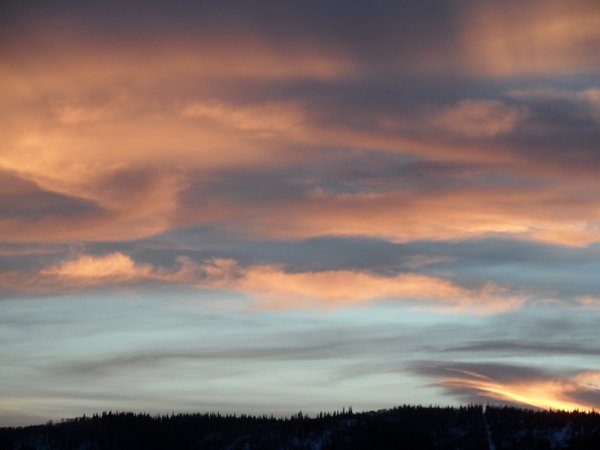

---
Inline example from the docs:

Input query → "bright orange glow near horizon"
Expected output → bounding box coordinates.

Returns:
[440,373,600,412]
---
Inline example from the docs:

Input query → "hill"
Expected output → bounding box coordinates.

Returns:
[1,405,599,450]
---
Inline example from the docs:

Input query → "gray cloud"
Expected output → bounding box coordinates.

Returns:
[445,340,600,357]
[413,361,548,383]
[82,233,600,301]
[2,1,461,66]
[0,170,101,221]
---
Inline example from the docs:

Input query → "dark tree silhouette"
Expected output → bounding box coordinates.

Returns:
[1,405,598,449]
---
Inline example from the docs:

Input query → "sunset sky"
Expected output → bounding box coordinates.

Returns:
[2,0,600,426]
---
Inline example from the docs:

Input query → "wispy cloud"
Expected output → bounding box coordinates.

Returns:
[0,252,192,293]
[429,100,527,138]
[194,258,522,313]
[415,362,600,411]
[0,254,522,313]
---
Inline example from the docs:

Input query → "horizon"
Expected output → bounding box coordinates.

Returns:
[5,403,600,429]
[2,0,600,427]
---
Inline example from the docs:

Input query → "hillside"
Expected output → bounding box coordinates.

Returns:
[2,405,599,450]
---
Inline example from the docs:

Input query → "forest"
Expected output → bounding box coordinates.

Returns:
[2,405,599,449]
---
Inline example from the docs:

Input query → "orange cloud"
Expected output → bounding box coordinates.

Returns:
[576,296,600,309]
[41,252,153,285]
[461,0,600,76]
[196,258,522,314]
[212,185,600,247]
[0,252,198,292]
[1,15,599,247]
[0,167,185,243]
[0,44,323,243]
[181,101,306,136]
[0,255,522,313]
[437,367,600,412]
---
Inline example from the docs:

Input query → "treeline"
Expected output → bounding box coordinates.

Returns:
[485,405,600,449]
[1,405,599,450]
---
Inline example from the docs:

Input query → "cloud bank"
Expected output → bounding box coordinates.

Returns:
[1,0,600,423]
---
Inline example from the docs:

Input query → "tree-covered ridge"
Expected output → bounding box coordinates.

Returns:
[1,405,599,450]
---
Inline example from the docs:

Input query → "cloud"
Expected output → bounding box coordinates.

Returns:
[60,343,353,378]
[2,0,600,426]
[445,340,600,357]
[0,253,522,313]
[577,296,600,309]
[106,232,600,303]
[7,232,600,310]
[509,87,600,122]
[196,258,522,313]
[181,101,306,135]
[41,252,153,285]
[0,166,186,243]
[5,0,599,78]
[204,184,600,247]
[2,6,600,247]
[8,143,600,246]
[0,170,98,219]
[429,100,527,138]
[0,252,197,293]
[460,0,600,76]
[415,362,600,411]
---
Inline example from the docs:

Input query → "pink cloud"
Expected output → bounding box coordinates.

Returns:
[196,258,522,314]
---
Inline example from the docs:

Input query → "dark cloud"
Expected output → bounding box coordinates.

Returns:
[445,340,600,357]
[567,389,600,409]
[2,1,461,64]
[0,170,100,221]
[179,152,498,208]
[413,361,547,384]
[496,93,600,173]
[99,233,600,298]
[0,244,67,272]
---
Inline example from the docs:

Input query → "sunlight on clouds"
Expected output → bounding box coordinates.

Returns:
[228,188,600,247]
[42,253,207,287]
[3,252,525,313]
[462,0,600,76]
[0,166,185,242]
[574,372,600,391]
[182,101,306,135]
[197,258,522,314]
[0,40,347,243]
[42,252,153,283]
[430,100,527,138]
[437,369,600,412]
[2,25,600,246]
[1,0,600,426]
[0,253,194,291]
[577,296,600,309]
[0,254,522,313]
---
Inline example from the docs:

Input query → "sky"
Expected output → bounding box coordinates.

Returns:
[2,0,600,426]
